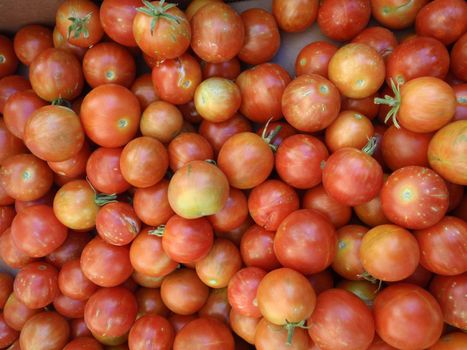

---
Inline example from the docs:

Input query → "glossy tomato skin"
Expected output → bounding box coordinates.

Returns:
[13,25,53,66]
[58,259,98,301]
[81,84,141,148]
[84,287,137,339]
[295,41,337,78]
[131,73,159,110]
[428,120,467,185]
[140,100,183,143]
[45,230,91,269]
[370,0,429,29]
[207,188,247,233]
[308,289,375,350]
[133,180,174,227]
[0,36,18,78]
[53,293,86,318]
[135,287,170,318]
[63,337,103,350]
[128,314,174,350]
[0,205,15,236]
[318,0,371,41]
[429,332,467,350]
[381,166,449,229]
[229,308,258,345]
[3,293,40,331]
[452,84,467,122]
[198,286,231,324]
[191,2,244,63]
[342,93,380,120]
[29,48,84,102]
[19,311,70,350]
[415,216,467,276]
[272,0,318,32]
[201,57,241,80]
[96,202,141,246]
[0,313,19,349]
[451,33,467,81]
[351,26,398,60]
[100,0,140,47]
[240,225,281,271]
[227,267,266,318]
[0,75,31,114]
[282,74,341,132]
[374,283,443,349]
[0,118,27,164]
[332,225,367,280]
[0,228,36,269]
[255,318,310,350]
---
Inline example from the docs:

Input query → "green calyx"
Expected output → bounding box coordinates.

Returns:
[86,177,117,206]
[261,118,282,152]
[136,0,180,35]
[148,224,165,237]
[362,136,378,156]
[284,320,308,345]
[67,12,92,40]
[51,98,72,108]
[374,79,401,128]
[358,271,383,292]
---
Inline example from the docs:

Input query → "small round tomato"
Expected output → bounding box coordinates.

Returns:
[48,141,90,178]
[318,0,371,41]
[132,272,165,289]
[282,74,341,132]
[131,73,159,110]
[374,283,443,349]
[46,231,91,268]
[29,48,84,102]
[133,180,174,227]
[295,41,338,78]
[135,287,170,318]
[308,289,375,350]
[0,205,15,236]
[354,191,391,228]
[3,293,40,331]
[80,84,141,148]
[240,225,281,272]
[199,286,231,324]
[55,0,104,48]
[69,318,92,339]
[185,0,222,20]
[227,267,266,318]
[208,188,248,233]
[58,259,98,301]
[328,43,385,99]
[168,133,213,172]
[140,101,183,143]
[0,119,27,165]
[83,42,136,88]
[0,228,36,269]
[342,94,380,120]
[100,0,140,47]
[191,2,244,63]
[0,313,18,349]
[429,333,467,350]
[128,315,174,350]
[381,166,449,229]
[255,318,310,350]
[63,337,103,350]
[370,0,429,29]
[229,309,258,345]
[13,25,53,66]
[451,33,467,81]
[19,312,70,350]
[201,57,241,80]
[332,225,368,280]
[0,75,31,114]
[53,293,86,319]
[272,0,318,32]
[0,36,18,78]
[351,26,398,60]
[96,202,141,246]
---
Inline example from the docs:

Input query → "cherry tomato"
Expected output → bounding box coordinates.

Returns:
[0,75,31,114]
[208,187,247,232]
[332,225,368,280]
[131,73,159,110]
[13,24,53,65]
[0,36,18,78]
[19,312,70,350]
[201,57,241,80]
[58,259,98,301]
[227,267,266,318]
[140,101,183,143]
[133,180,174,226]
[199,287,231,324]
[135,287,169,319]
[96,202,141,246]
[0,228,36,269]
[351,26,398,60]
[272,0,318,32]
[452,84,467,122]
[53,293,86,318]
[63,337,103,350]
[52,27,87,60]
[0,313,19,349]
[100,0,140,47]
[229,309,259,345]
[128,314,174,350]
[0,118,27,164]
[295,41,338,78]
[240,225,281,272]
[451,33,467,81]
[429,332,467,350]
[48,141,90,178]
[370,0,429,29]
[3,293,40,331]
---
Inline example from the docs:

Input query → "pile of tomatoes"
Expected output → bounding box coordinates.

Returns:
[0,0,466,349]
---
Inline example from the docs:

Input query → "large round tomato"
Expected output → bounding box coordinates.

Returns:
[19,312,69,350]
[0,35,18,78]
[100,0,140,47]
[128,314,174,350]
[13,24,53,66]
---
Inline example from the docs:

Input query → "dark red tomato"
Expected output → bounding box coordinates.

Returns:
[229,309,258,344]
[151,53,202,105]
[0,154,53,202]
[84,287,137,339]
[370,0,429,29]
[415,216,467,275]
[322,145,384,206]
[191,2,244,63]
[272,0,318,32]
[29,48,83,102]
[201,57,241,80]
[0,36,18,78]
[318,0,371,41]
[282,74,340,132]
[446,181,464,211]
[227,267,266,318]
[381,166,449,229]
[303,185,351,229]
[295,41,337,78]
[430,273,466,329]
[382,125,432,170]
[198,287,231,324]
[451,33,467,81]
[55,0,103,48]
[131,73,159,110]
[332,225,367,280]
[307,270,334,295]
[169,314,196,334]
[96,202,140,246]
[351,26,398,60]
[0,205,15,236]
[274,209,337,275]
[19,311,70,350]
[128,315,174,350]
[132,271,164,289]
[239,8,280,64]
[308,289,375,350]
[53,293,86,318]
[130,227,178,277]
[255,318,309,350]
[341,94,380,120]
[0,184,14,207]
[58,259,97,301]
[81,84,141,148]
[337,280,379,308]
[48,141,89,178]
[120,136,168,188]
[415,0,467,45]
[0,75,31,114]
[14,262,59,309]
[83,42,136,88]
[64,337,103,350]
[135,287,170,318]
[46,231,91,268]
[13,24,53,65]
[100,0,140,47]
[3,293,39,331]
[0,118,27,163]
[70,318,92,339]
[236,63,291,123]
[0,228,35,269]
[248,179,299,231]
[199,114,252,154]
[360,224,420,281]
[452,84,467,121]
[133,180,173,226]
[11,204,67,257]
[161,269,209,315]
[0,272,13,308]
[374,283,443,349]
[140,101,183,143]
[173,317,234,350]
[81,237,133,287]
[162,215,214,264]
[0,313,19,348]
[275,134,328,190]
[240,225,281,271]
[51,27,87,60]
[207,188,247,233]
[386,37,449,85]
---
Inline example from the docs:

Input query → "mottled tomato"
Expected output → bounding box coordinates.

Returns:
[282,74,341,132]
[100,0,140,47]
[96,202,141,246]
[374,283,443,349]
[198,287,231,324]
[308,289,375,350]
[80,84,141,148]
[451,33,467,81]
[29,48,83,102]
[381,166,449,229]
[227,267,266,318]
[82,42,136,88]
[201,57,241,80]
[415,216,467,275]
[58,259,97,301]
[0,228,35,269]
[53,293,86,318]
[0,36,18,78]
[19,312,70,350]
[140,101,183,143]
[0,75,31,114]
[237,63,291,123]
[3,293,40,331]
[319,0,371,40]
[63,337,103,350]
[295,41,338,78]
[128,315,174,350]
[191,2,244,63]
[370,0,429,29]
[255,318,309,350]
[84,287,137,339]
[0,313,18,348]
[133,180,173,227]
[351,26,398,60]
[131,73,159,110]
[428,120,467,185]
[256,121,297,150]
[13,24,53,65]
[332,225,367,280]
[229,309,258,345]
[240,225,281,272]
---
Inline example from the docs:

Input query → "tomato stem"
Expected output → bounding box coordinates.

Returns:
[261,118,282,152]
[357,271,383,291]
[362,136,378,156]
[136,0,181,35]
[373,79,401,128]
[51,98,72,109]
[67,12,92,40]
[148,225,165,237]
[95,193,118,206]
[284,320,308,345]
[205,159,217,165]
